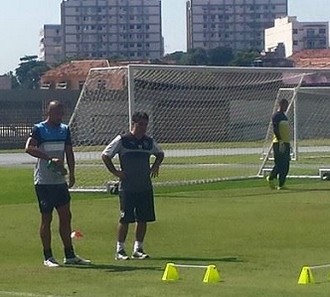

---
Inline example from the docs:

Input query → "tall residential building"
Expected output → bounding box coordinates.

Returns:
[186,0,288,52]
[0,75,11,90]
[62,0,163,60]
[265,16,329,58]
[40,25,63,65]
[40,0,163,65]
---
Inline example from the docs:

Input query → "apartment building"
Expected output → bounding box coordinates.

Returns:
[265,16,329,58]
[40,0,163,64]
[62,0,163,60]
[40,25,63,65]
[186,0,288,52]
[0,75,11,90]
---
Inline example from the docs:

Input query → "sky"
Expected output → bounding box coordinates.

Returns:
[0,0,330,74]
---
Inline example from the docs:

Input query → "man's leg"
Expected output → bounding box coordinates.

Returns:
[56,203,73,254]
[267,144,278,189]
[278,145,290,188]
[40,212,61,267]
[278,159,286,187]
[40,212,53,258]
[135,222,147,243]
[115,222,130,260]
[117,222,128,242]
[131,222,149,259]
[270,143,280,180]
[57,203,91,265]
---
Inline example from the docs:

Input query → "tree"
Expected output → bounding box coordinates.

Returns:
[163,51,186,63]
[230,50,260,67]
[6,71,19,89]
[15,55,50,89]
[207,47,233,66]
[181,48,208,65]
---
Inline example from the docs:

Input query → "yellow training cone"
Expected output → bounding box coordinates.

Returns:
[162,263,179,281]
[298,266,315,284]
[203,265,221,283]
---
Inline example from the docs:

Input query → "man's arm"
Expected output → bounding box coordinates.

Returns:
[25,137,51,161]
[272,115,281,142]
[150,152,164,178]
[65,144,75,188]
[101,154,126,180]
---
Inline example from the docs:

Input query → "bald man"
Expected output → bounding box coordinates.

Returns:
[25,100,91,267]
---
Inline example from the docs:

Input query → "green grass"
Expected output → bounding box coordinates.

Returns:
[1,167,330,296]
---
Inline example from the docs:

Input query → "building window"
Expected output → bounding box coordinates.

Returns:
[306,29,315,37]
[293,29,298,34]
[319,39,326,46]
[307,41,315,48]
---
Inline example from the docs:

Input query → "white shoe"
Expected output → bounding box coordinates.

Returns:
[277,186,288,190]
[131,250,150,260]
[43,257,60,267]
[115,249,130,260]
[64,255,91,265]
[266,176,275,189]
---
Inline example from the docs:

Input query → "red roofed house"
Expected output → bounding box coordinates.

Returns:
[289,49,330,68]
[40,60,110,90]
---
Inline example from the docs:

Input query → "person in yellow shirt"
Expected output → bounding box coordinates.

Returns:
[266,99,290,190]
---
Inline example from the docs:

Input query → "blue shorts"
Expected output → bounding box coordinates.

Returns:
[35,184,71,214]
[118,190,155,223]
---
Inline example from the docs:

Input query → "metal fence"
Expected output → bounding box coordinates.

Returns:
[0,90,79,149]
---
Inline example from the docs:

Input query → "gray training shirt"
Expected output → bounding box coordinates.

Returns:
[102,132,163,192]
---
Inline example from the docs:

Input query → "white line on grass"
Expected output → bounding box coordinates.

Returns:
[0,291,67,297]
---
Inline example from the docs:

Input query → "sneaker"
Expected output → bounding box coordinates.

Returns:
[43,257,60,268]
[115,249,129,260]
[131,250,150,260]
[266,176,275,189]
[64,255,91,265]
[277,186,288,190]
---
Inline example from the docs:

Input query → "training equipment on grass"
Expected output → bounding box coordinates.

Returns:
[71,230,84,239]
[106,181,119,195]
[319,169,330,181]
[68,65,330,191]
[161,262,220,283]
[297,264,330,284]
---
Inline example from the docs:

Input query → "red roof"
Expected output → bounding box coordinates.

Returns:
[41,60,110,80]
[290,49,330,68]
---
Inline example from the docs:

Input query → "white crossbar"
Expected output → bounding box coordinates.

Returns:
[172,264,209,269]
[309,263,330,269]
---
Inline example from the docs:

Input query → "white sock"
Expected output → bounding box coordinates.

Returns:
[133,241,143,252]
[116,242,125,252]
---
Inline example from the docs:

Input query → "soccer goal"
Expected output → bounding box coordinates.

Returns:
[68,65,330,190]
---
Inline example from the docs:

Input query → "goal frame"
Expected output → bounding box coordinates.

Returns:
[68,65,330,191]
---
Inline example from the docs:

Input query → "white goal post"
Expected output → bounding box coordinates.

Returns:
[68,65,330,191]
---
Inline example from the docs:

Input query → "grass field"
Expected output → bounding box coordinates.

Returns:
[1,167,330,297]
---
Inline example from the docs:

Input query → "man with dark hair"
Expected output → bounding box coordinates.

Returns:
[25,100,91,267]
[102,111,164,260]
[266,99,291,190]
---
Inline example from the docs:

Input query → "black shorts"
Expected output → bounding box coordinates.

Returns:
[118,190,155,223]
[35,184,71,214]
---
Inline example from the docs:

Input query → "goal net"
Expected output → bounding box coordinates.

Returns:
[68,65,330,190]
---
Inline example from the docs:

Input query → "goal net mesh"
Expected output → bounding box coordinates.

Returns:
[68,65,330,190]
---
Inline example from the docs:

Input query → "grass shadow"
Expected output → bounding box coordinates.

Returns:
[229,187,330,199]
[60,263,163,272]
[152,256,243,263]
